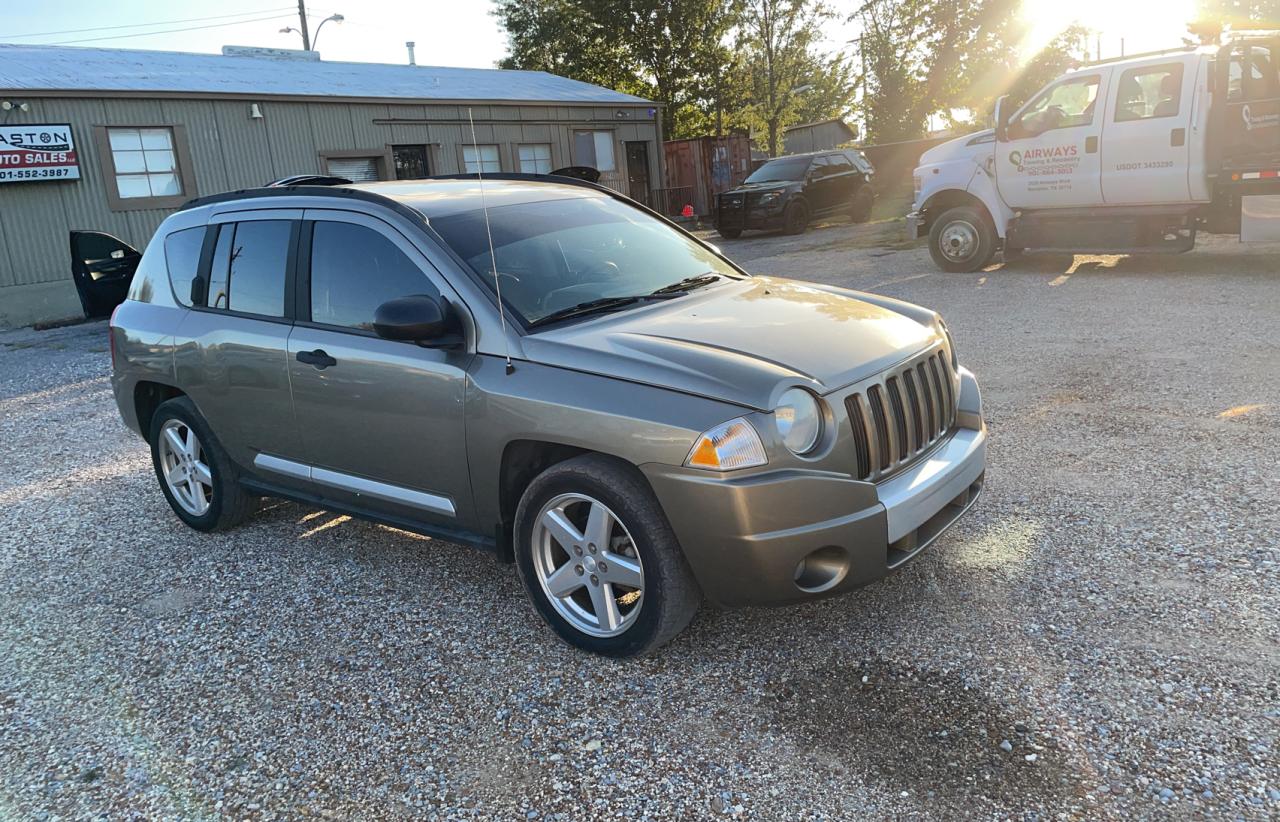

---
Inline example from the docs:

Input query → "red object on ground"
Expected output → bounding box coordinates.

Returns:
[681,204,694,218]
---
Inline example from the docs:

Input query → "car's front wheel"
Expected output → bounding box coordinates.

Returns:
[148,397,256,531]
[928,206,996,272]
[514,454,700,657]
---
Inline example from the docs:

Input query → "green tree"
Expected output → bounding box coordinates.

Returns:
[851,0,1089,142]
[735,0,855,156]
[494,0,741,138]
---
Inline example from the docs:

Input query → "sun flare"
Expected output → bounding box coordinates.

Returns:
[1018,0,1198,60]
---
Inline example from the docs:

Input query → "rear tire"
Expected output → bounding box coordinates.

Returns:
[717,228,742,239]
[928,206,996,272]
[783,201,809,235]
[148,397,256,532]
[513,454,701,657]
[849,186,875,223]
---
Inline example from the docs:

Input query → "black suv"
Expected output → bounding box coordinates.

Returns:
[715,149,876,239]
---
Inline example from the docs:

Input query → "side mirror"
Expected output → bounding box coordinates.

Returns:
[994,95,1010,142]
[373,294,449,342]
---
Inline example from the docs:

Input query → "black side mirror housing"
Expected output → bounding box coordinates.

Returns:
[373,294,451,343]
[994,95,1010,142]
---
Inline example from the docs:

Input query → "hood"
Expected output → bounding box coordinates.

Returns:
[520,277,938,411]
[918,129,995,167]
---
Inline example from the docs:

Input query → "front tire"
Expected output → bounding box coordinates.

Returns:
[783,201,810,235]
[928,206,996,272]
[514,454,701,657]
[148,397,256,532]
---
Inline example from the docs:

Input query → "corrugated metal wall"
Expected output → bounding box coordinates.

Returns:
[0,97,660,312]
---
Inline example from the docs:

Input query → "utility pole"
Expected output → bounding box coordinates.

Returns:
[296,0,311,50]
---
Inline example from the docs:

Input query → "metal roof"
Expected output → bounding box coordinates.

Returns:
[0,43,653,105]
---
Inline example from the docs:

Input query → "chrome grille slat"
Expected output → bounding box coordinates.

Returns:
[843,345,960,483]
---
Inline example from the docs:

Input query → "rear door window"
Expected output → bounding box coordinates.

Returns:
[1114,63,1184,121]
[206,220,292,317]
[308,221,441,331]
[163,226,206,306]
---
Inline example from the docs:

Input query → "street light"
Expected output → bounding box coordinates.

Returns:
[280,13,344,50]
[312,14,344,48]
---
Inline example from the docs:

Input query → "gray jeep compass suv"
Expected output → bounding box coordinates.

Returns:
[109,175,986,656]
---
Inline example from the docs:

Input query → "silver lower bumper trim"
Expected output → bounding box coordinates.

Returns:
[877,425,986,544]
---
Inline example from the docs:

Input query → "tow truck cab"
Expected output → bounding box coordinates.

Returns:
[909,34,1280,271]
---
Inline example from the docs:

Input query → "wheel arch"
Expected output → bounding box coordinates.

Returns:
[921,189,994,234]
[133,381,187,437]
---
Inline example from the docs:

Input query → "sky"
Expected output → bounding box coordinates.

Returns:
[0,0,1197,69]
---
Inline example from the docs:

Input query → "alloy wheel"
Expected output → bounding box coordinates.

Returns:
[939,219,979,262]
[532,493,645,638]
[158,418,213,516]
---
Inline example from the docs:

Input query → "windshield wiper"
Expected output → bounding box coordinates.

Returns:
[528,293,681,328]
[649,273,724,295]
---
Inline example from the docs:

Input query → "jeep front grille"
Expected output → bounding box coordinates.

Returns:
[845,348,957,481]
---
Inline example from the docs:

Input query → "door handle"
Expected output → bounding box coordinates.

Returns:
[1170,127,1186,147]
[296,349,337,370]
[1085,136,1098,154]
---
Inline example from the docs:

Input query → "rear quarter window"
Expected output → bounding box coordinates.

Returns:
[163,226,206,307]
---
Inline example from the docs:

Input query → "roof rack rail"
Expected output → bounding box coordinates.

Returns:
[1081,45,1197,68]
[266,174,352,187]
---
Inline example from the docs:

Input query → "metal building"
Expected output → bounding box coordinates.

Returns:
[782,119,857,154]
[0,43,663,328]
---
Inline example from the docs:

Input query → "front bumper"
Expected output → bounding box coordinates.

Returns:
[906,209,927,239]
[716,203,785,232]
[641,422,986,608]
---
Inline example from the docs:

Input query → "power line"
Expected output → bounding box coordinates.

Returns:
[48,14,299,46]
[0,7,296,41]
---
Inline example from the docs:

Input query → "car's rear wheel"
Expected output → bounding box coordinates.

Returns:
[148,397,256,532]
[928,206,996,272]
[717,228,743,239]
[783,201,809,235]
[514,454,700,657]
[849,186,875,223]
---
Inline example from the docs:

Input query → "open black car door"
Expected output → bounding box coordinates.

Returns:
[69,230,141,318]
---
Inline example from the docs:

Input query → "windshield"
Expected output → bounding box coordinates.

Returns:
[744,157,811,184]
[430,195,742,326]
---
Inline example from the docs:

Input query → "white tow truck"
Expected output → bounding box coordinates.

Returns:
[908,33,1280,271]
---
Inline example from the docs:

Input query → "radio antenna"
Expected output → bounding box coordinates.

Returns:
[468,107,514,375]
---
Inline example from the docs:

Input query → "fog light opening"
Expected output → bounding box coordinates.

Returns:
[793,546,850,593]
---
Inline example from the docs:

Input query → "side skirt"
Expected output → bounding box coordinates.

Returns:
[239,476,499,555]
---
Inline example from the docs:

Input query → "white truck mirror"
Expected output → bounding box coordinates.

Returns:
[994,95,1010,143]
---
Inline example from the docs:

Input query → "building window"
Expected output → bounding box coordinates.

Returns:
[393,145,431,180]
[573,131,616,172]
[94,125,196,211]
[109,127,181,198]
[325,156,381,182]
[518,143,553,174]
[463,145,501,174]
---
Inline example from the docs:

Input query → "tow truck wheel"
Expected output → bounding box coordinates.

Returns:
[929,206,995,273]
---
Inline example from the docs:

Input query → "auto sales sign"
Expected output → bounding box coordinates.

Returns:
[0,124,80,183]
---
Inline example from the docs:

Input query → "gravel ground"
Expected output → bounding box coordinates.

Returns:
[1,222,1277,820]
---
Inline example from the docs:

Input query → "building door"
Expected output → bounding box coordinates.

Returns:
[1101,62,1193,204]
[625,142,651,206]
[393,145,431,180]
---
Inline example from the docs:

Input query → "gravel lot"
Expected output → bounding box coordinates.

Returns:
[1,222,1278,820]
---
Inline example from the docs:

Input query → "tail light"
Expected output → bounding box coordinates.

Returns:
[108,304,121,371]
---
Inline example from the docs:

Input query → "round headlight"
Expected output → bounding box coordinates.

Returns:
[775,388,822,455]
